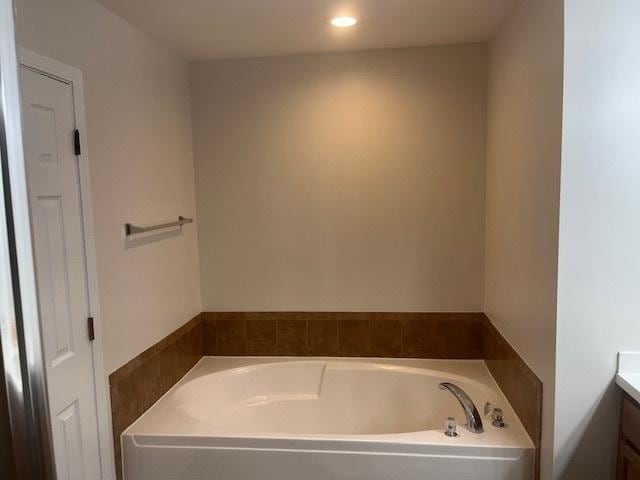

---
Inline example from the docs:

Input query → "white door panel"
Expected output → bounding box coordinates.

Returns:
[20,66,102,480]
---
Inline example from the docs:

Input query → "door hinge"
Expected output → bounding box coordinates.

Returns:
[87,316,95,342]
[73,129,81,155]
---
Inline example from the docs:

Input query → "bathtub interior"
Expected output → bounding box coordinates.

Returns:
[173,361,496,435]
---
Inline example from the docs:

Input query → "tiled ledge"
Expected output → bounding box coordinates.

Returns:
[108,311,542,480]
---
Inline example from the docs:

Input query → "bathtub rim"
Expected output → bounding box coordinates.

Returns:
[123,356,535,449]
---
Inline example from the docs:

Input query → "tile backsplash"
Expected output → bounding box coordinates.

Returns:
[483,317,542,478]
[109,314,201,480]
[202,312,485,359]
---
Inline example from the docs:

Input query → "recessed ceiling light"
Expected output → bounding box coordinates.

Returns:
[330,16,358,28]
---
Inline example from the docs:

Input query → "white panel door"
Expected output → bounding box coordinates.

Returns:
[20,66,102,480]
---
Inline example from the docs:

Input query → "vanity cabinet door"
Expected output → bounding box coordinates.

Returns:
[618,441,640,480]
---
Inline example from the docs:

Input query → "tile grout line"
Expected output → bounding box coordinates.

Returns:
[304,318,309,356]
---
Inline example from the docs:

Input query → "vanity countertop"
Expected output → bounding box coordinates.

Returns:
[616,352,640,405]
[616,373,640,405]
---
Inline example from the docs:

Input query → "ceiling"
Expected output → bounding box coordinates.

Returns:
[95,0,516,61]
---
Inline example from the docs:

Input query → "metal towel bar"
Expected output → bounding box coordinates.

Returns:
[125,216,193,236]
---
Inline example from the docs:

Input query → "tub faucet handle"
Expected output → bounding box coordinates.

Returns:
[491,408,506,428]
[444,417,458,437]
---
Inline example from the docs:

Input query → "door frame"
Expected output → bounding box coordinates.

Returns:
[0,1,56,477]
[19,48,115,480]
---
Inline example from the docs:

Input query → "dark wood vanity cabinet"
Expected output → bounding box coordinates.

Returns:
[618,394,640,480]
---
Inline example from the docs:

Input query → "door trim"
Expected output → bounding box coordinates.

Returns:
[19,48,115,480]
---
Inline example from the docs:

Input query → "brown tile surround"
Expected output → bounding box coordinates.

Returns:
[109,312,542,480]
[202,312,485,358]
[109,314,202,480]
[483,316,543,479]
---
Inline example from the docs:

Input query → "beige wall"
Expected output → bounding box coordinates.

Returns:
[191,45,488,311]
[15,0,201,374]
[484,0,564,478]
[554,0,640,478]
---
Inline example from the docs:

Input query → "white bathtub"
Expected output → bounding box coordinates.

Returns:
[122,357,534,480]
